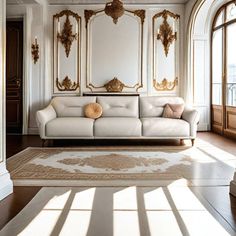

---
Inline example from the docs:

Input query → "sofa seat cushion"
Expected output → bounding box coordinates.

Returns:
[46,117,94,137]
[141,118,190,137]
[95,118,141,137]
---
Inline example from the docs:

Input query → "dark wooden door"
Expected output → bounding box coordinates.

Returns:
[6,21,23,134]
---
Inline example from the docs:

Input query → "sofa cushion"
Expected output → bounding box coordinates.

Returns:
[140,96,184,118]
[46,117,94,137]
[95,118,141,137]
[97,96,139,117]
[84,103,103,119]
[162,103,184,119]
[141,118,190,137]
[51,97,96,117]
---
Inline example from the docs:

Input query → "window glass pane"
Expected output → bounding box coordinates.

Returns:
[226,3,236,22]
[212,29,223,105]
[214,10,224,27]
[226,23,236,106]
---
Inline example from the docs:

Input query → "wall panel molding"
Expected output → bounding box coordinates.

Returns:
[53,9,81,95]
[85,6,145,92]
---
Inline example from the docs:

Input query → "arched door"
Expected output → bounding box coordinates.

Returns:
[211,1,236,138]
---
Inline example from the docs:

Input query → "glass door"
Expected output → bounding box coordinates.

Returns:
[211,2,236,138]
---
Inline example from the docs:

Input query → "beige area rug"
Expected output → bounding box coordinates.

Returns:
[0,187,233,236]
[7,146,235,186]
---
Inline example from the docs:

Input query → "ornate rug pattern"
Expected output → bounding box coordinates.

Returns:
[7,147,235,186]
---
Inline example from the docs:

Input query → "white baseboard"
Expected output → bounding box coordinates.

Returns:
[197,123,209,131]
[0,171,13,201]
[28,127,39,135]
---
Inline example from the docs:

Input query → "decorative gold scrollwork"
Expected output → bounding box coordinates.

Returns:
[56,76,80,91]
[104,78,125,92]
[105,0,125,24]
[154,10,180,57]
[54,10,80,58]
[153,78,178,91]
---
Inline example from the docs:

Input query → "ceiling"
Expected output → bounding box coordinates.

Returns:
[7,0,191,5]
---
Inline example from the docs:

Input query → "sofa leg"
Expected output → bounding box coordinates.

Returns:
[42,139,46,147]
[180,139,184,145]
[191,139,195,146]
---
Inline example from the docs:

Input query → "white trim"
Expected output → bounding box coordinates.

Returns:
[0,0,13,200]
[28,127,39,135]
[0,170,13,201]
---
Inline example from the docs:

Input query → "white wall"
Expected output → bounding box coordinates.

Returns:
[6,2,194,134]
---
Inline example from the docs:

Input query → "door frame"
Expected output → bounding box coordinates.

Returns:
[7,12,31,135]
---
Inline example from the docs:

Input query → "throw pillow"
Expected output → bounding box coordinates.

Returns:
[162,103,184,119]
[84,103,103,119]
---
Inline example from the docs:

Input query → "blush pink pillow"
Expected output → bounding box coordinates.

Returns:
[162,103,184,119]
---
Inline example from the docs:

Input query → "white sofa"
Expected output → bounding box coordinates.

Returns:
[36,96,199,145]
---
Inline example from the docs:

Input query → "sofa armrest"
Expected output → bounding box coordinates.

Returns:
[36,105,57,139]
[182,107,200,138]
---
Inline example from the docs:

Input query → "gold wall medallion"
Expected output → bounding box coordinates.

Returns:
[153,78,178,91]
[104,78,125,92]
[31,37,39,64]
[56,76,80,91]
[105,0,125,24]
[154,10,180,57]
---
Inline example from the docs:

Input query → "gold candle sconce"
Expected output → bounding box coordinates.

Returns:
[31,37,39,64]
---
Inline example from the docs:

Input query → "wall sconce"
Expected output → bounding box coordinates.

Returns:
[57,14,78,58]
[31,37,39,64]
[156,10,180,57]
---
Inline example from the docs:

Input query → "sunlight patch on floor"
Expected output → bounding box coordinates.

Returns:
[113,186,137,210]
[1,185,233,236]
[146,211,182,236]
[144,187,171,210]
[196,138,236,168]
[71,188,96,210]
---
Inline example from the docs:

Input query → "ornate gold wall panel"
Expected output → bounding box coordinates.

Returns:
[152,10,180,92]
[85,6,145,92]
[53,10,81,94]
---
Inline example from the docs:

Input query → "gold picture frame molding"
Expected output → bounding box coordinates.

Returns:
[152,9,180,92]
[85,7,145,92]
[53,10,81,94]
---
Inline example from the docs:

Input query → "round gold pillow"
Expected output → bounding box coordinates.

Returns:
[84,103,103,119]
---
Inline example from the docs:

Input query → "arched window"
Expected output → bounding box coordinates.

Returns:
[211,1,236,138]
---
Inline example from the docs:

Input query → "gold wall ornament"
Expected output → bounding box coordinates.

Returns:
[54,10,80,58]
[104,0,125,24]
[31,37,39,64]
[56,76,80,91]
[154,10,180,57]
[57,15,77,57]
[104,77,125,92]
[153,77,178,91]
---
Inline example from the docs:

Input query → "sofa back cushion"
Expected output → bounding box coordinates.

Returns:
[97,96,139,118]
[51,97,96,117]
[140,96,184,118]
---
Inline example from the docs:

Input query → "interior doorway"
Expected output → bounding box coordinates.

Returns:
[6,20,23,134]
